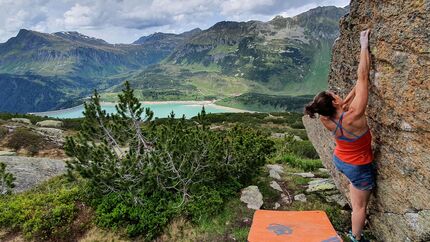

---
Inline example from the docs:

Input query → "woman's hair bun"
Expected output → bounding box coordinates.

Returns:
[304,102,317,118]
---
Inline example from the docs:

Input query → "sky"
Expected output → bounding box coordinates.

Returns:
[0,0,349,44]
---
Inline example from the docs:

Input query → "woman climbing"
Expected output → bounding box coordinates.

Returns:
[304,29,375,242]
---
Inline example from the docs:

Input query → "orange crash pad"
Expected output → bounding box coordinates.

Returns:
[248,210,342,242]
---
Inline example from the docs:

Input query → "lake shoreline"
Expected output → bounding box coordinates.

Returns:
[29,100,255,118]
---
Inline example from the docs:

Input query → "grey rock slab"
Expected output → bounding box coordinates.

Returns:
[11,118,31,125]
[0,151,16,156]
[292,172,315,178]
[270,181,283,192]
[1,156,66,193]
[240,185,263,210]
[36,120,63,128]
[306,178,336,192]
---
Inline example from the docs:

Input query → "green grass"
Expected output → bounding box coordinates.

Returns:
[208,44,238,55]
[281,40,332,95]
[282,154,323,172]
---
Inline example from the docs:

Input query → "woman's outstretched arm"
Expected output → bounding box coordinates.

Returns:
[342,86,356,110]
[349,29,371,118]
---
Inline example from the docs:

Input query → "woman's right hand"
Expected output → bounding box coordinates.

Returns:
[360,29,370,49]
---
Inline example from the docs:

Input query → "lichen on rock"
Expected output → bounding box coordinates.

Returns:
[303,1,430,241]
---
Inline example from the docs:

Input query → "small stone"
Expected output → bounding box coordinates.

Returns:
[281,193,292,204]
[11,118,31,125]
[267,164,284,180]
[274,202,281,209]
[292,172,315,178]
[294,193,307,202]
[318,168,329,173]
[269,170,281,180]
[36,120,63,128]
[270,181,283,192]
[240,185,263,210]
[400,120,413,131]
[325,194,348,207]
[271,133,286,138]
[267,164,284,174]
[293,135,303,141]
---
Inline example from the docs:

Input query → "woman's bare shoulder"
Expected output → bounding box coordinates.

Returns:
[319,116,335,131]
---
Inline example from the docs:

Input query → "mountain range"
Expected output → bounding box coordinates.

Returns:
[0,6,347,113]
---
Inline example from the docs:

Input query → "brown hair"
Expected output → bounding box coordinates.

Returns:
[304,91,336,118]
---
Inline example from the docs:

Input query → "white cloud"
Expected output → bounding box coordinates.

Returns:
[63,4,93,27]
[0,0,349,43]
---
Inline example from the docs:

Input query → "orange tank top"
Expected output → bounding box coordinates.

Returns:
[330,112,373,165]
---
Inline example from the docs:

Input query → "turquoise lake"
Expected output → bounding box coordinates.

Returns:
[31,103,249,119]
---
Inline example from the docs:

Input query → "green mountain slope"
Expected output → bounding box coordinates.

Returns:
[0,6,347,113]
[123,6,347,99]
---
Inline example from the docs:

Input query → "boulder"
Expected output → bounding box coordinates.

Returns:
[11,118,31,125]
[1,156,66,193]
[302,1,430,241]
[240,186,263,210]
[36,120,63,128]
[35,127,64,146]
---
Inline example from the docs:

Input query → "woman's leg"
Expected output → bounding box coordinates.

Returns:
[349,183,372,240]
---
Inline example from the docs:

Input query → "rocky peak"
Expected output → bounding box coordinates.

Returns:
[2,29,55,50]
[133,32,177,44]
[53,31,109,46]
[303,1,430,241]
[179,28,202,37]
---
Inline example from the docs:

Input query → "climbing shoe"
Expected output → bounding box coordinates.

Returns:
[347,230,370,242]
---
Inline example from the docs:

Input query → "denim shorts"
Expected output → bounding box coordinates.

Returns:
[333,155,376,191]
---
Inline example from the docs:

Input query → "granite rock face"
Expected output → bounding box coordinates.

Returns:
[303,1,430,241]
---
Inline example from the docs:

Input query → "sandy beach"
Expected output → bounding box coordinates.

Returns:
[99,100,254,113]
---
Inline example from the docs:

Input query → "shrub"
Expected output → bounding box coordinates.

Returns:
[185,186,224,223]
[6,127,43,153]
[0,162,15,195]
[94,192,177,239]
[283,154,323,172]
[288,140,319,159]
[0,176,83,240]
